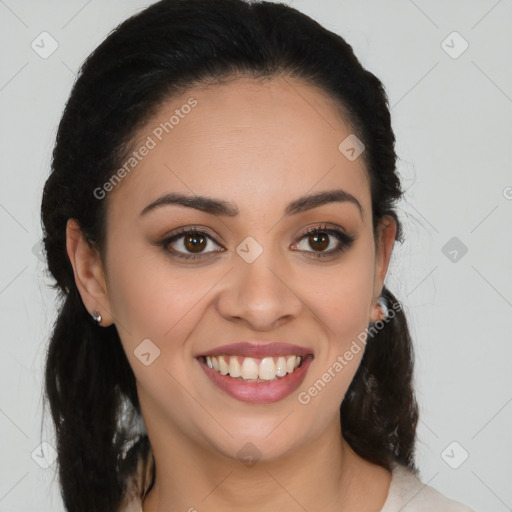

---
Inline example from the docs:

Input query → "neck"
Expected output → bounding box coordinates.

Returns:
[139,414,391,512]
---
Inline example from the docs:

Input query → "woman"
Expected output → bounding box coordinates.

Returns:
[41,1,476,511]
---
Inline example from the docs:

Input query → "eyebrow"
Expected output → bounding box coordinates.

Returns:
[139,189,363,219]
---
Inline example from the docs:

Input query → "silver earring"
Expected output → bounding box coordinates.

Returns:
[91,310,102,325]
[377,295,389,321]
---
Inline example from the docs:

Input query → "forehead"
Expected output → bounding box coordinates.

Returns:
[106,76,371,222]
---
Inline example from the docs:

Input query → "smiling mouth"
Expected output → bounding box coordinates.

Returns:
[198,354,313,383]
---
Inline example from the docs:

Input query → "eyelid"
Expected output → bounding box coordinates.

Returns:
[298,223,351,240]
[167,224,221,237]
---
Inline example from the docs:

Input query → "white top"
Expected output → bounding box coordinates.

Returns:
[379,463,476,511]
[133,462,476,512]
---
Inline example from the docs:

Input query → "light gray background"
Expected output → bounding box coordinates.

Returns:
[1,0,511,511]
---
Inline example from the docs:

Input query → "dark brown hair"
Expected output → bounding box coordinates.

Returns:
[41,1,419,511]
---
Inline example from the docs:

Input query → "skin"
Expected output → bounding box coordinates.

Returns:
[66,75,397,512]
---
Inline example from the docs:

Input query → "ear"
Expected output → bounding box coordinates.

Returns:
[369,215,397,323]
[66,218,114,326]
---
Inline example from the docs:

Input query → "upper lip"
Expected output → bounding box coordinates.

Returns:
[198,342,313,359]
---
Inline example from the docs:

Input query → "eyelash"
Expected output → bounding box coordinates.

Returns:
[157,224,355,261]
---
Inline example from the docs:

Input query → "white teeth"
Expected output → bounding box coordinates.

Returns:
[218,356,229,375]
[259,357,276,380]
[228,356,241,378]
[240,357,259,380]
[275,356,287,377]
[204,354,305,382]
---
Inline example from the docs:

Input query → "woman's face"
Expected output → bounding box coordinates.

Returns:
[80,76,395,462]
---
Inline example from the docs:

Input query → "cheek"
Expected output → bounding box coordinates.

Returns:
[104,243,219,360]
[106,258,217,427]
[311,241,375,341]
[296,240,375,409]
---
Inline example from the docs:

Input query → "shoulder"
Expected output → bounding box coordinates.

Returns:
[380,463,477,512]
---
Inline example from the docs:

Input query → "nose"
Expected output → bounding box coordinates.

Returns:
[216,244,303,331]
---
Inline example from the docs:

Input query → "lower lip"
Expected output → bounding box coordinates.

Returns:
[197,356,313,404]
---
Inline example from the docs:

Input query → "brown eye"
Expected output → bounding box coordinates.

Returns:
[183,232,207,253]
[307,231,329,252]
[160,229,224,260]
[293,225,355,258]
